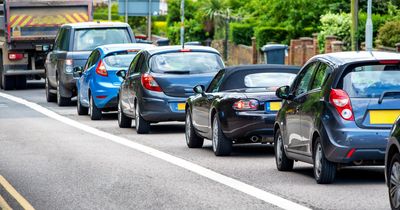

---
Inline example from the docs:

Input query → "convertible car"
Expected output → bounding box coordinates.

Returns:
[185,64,299,156]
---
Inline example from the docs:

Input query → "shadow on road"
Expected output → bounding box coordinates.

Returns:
[150,124,186,134]
[27,81,45,89]
[202,144,275,157]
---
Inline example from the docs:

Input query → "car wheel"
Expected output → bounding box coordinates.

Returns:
[57,80,71,106]
[118,98,132,128]
[274,128,294,171]
[313,138,336,184]
[135,101,150,134]
[77,93,88,115]
[389,153,400,210]
[185,110,204,148]
[212,115,232,156]
[88,95,102,120]
[45,77,56,102]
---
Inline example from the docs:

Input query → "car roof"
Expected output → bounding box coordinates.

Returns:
[313,51,400,66]
[223,64,300,74]
[144,45,220,55]
[97,43,156,55]
[62,21,130,29]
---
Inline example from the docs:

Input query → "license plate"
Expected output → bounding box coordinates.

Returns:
[266,102,282,111]
[177,103,186,111]
[370,110,400,124]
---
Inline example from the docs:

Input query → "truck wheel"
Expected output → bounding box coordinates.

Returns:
[45,77,56,102]
[313,138,336,184]
[212,115,232,156]
[2,75,15,90]
[15,76,27,89]
[57,80,71,106]
[89,95,102,120]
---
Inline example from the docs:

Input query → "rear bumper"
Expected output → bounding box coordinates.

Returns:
[140,91,187,122]
[222,111,276,142]
[92,84,120,110]
[3,64,45,76]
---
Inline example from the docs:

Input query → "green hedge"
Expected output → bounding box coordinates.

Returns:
[255,27,290,48]
[377,20,400,47]
[230,23,254,45]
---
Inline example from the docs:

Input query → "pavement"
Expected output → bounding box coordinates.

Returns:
[0,81,390,210]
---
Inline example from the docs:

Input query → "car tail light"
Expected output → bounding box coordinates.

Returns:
[232,99,259,111]
[141,73,162,92]
[379,60,400,64]
[329,89,354,121]
[65,59,74,73]
[96,60,108,77]
[8,53,24,60]
[180,48,191,52]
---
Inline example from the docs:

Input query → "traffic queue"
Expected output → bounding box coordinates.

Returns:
[35,22,400,209]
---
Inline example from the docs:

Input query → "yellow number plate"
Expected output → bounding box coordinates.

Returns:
[268,102,282,111]
[177,103,186,111]
[369,110,400,124]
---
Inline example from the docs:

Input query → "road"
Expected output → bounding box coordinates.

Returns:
[0,82,390,210]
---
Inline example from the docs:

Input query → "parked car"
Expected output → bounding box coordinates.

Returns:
[386,117,400,210]
[274,51,400,184]
[45,22,136,106]
[116,45,224,134]
[185,65,299,156]
[74,43,154,120]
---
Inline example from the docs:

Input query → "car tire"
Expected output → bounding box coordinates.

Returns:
[274,128,294,171]
[135,101,150,134]
[15,75,27,90]
[212,115,232,156]
[118,98,132,128]
[45,77,56,102]
[77,93,88,115]
[185,110,204,148]
[88,95,102,120]
[389,153,400,210]
[57,80,71,106]
[313,138,336,184]
[2,75,15,90]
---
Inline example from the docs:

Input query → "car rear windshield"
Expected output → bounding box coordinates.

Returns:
[149,52,224,74]
[244,73,297,91]
[339,62,400,98]
[104,51,137,68]
[73,28,131,51]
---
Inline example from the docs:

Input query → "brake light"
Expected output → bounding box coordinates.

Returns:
[96,60,108,77]
[329,89,354,121]
[180,48,191,52]
[233,99,259,111]
[8,53,23,60]
[141,73,162,92]
[379,60,400,64]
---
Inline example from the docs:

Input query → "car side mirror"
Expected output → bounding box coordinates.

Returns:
[193,85,205,95]
[116,69,127,79]
[276,85,292,100]
[73,66,83,77]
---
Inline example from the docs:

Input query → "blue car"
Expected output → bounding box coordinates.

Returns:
[75,43,155,120]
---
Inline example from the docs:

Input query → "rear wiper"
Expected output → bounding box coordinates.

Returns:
[163,70,190,74]
[378,90,400,104]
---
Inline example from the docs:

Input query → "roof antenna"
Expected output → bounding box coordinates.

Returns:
[180,0,185,49]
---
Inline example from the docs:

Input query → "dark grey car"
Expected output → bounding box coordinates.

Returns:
[274,51,400,184]
[116,45,224,134]
[45,22,135,106]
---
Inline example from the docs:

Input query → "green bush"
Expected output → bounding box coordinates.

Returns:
[255,27,290,48]
[358,13,391,46]
[167,19,207,45]
[377,20,400,47]
[317,12,351,52]
[230,23,254,45]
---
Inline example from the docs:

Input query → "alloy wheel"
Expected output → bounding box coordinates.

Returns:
[118,100,122,125]
[276,134,283,165]
[315,143,323,179]
[135,102,140,128]
[212,117,219,152]
[88,96,92,117]
[185,113,191,145]
[390,161,400,208]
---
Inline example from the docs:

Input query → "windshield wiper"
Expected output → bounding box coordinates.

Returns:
[163,70,191,74]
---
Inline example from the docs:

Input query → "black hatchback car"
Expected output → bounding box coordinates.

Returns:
[274,51,400,184]
[116,45,224,134]
[185,65,299,156]
[386,118,400,210]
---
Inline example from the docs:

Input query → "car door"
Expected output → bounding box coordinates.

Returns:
[286,62,319,154]
[121,54,141,116]
[47,28,66,87]
[299,61,332,156]
[81,50,100,103]
[130,53,145,114]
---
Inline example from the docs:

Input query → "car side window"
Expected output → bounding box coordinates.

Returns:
[294,62,319,96]
[206,70,225,93]
[84,50,100,71]
[128,54,140,76]
[311,63,332,90]
[54,28,65,51]
[135,54,145,73]
[60,28,70,51]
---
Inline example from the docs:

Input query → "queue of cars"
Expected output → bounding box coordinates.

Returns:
[34,21,400,209]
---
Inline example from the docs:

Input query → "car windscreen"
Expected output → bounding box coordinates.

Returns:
[104,52,137,68]
[244,73,297,91]
[73,28,131,51]
[339,63,400,98]
[149,52,224,74]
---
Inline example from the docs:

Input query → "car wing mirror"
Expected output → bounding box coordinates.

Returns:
[73,66,83,77]
[193,85,205,95]
[276,85,293,100]
[116,69,127,79]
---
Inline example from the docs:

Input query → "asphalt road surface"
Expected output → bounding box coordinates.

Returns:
[0,81,390,210]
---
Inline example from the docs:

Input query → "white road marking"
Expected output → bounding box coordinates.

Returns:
[0,92,311,210]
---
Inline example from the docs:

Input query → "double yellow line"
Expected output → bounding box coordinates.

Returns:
[0,175,34,210]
